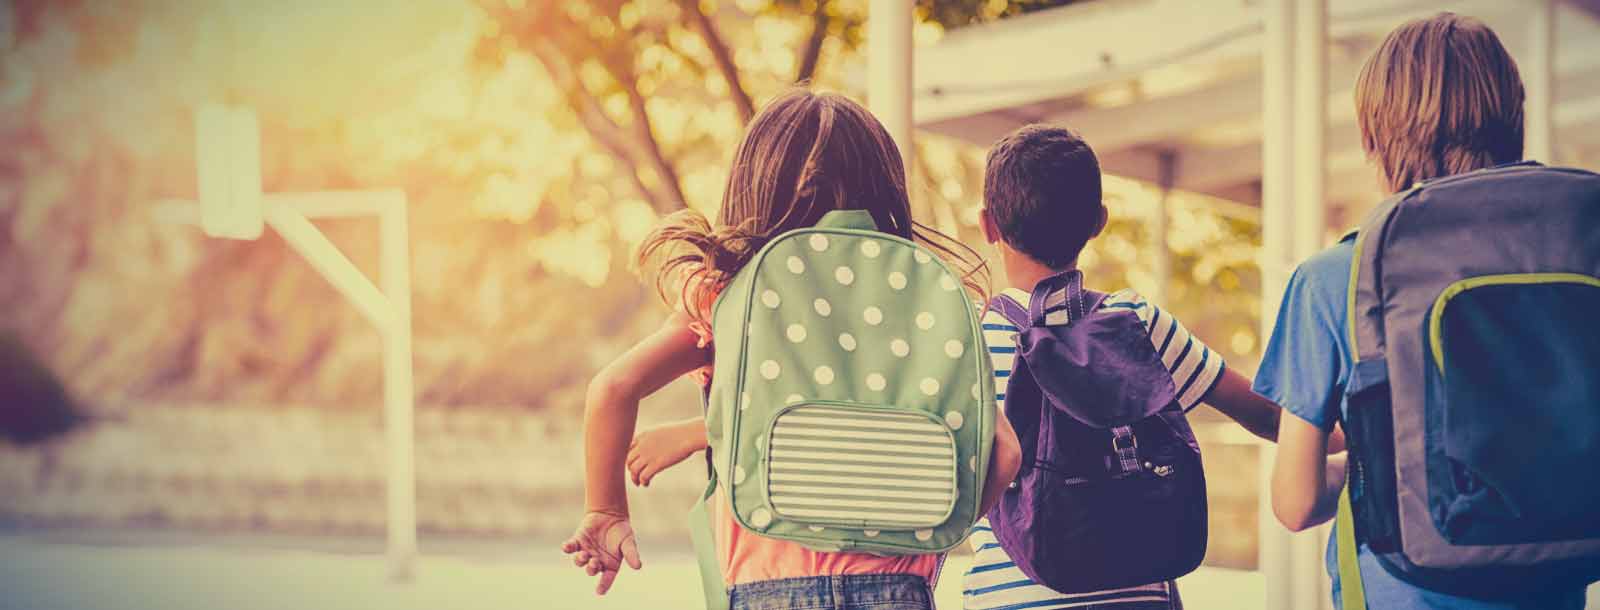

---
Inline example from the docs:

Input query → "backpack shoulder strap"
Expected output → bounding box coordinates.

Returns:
[689,475,728,610]
[988,291,1031,330]
[1336,481,1368,610]
[988,270,1108,329]
[1349,185,1423,362]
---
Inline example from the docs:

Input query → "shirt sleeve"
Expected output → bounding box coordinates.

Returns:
[1103,291,1226,412]
[1252,261,1349,431]
[1149,306,1226,412]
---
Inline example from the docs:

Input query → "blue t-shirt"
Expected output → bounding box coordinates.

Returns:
[1252,240,1587,610]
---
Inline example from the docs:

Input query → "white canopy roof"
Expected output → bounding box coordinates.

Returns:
[915,0,1600,215]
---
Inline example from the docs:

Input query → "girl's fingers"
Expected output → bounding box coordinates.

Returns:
[561,539,580,554]
[640,463,658,487]
[620,534,643,570]
[628,462,643,486]
[585,557,602,576]
[596,567,620,595]
[572,551,591,567]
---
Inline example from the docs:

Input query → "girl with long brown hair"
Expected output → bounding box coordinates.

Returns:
[561,89,1021,609]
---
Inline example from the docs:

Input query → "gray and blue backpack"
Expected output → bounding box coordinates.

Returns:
[1337,161,1600,604]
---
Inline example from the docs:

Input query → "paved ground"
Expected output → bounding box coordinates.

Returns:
[0,533,1272,610]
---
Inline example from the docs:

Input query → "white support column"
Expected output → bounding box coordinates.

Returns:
[1151,151,1177,306]
[380,194,417,581]
[1293,0,1328,260]
[1258,0,1296,608]
[868,0,914,166]
[1526,0,1556,164]
[1291,1,1333,609]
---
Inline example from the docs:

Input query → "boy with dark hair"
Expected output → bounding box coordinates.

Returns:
[1260,12,1590,610]
[963,124,1289,610]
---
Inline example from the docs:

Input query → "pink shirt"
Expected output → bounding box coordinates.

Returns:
[685,280,941,586]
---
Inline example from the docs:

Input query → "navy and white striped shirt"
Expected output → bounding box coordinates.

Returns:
[964,287,1224,609]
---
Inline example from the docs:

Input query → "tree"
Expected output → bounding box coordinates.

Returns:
[1,0,1259,414]
[474,0,1081,214]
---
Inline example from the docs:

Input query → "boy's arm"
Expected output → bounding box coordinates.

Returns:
[565,311,711,595]
[1272,412,1347,531]
[1200,368,1350,453]
[1199,368,1281,443]
[627,416,708,487]
[1256,252,1353,531]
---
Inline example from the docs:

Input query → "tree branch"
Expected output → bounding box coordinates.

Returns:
[678,0,755,124]
[482,1,687,213]
[525,38,675,213]
[621,81,690,211]
[795,0,830,84]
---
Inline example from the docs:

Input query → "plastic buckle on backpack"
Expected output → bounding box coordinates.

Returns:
[1112,435,1137,451]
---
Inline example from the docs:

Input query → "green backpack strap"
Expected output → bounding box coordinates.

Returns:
[689,475,728,610]
[814,209,878,230]
[1336,482,1367,610]
[1337,225,1366,610]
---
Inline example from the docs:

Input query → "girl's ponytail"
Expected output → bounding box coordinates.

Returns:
[636,210,765,320]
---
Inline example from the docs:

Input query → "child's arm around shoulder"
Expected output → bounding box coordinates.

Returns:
[1132,298,1278,440]
[1198,369,1281,442]
[1199,370,1346,452]
[565,310,712,595]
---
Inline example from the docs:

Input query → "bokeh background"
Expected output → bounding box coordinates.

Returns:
[3,1,1591,609]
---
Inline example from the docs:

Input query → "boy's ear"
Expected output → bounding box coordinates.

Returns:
[1090,205,1109,239]
[980,208,1000,244]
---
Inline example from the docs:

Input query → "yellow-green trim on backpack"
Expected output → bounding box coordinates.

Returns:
[1339,228,1368,610]
[1336,485,1367,610]
[1427,273,1600,378]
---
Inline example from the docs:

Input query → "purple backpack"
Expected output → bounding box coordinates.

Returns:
[987,270,1208,593]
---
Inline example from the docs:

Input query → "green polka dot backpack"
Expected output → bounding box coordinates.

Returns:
[688,209,996,607]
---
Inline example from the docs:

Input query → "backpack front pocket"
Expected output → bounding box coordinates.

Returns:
[764,403,958,529]
[1427,273,1600,545]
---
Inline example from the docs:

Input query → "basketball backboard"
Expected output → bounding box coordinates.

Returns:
[196,104,264,240]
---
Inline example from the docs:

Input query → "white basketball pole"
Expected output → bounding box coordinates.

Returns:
[175,104,418,581]
[379,193,417,582]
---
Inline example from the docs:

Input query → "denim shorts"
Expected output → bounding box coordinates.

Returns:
[728,573,934,610]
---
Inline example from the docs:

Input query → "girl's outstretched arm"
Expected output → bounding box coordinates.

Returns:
[563,311,711,595]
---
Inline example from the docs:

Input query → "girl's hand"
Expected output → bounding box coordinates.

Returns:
[561,511,643,595]
[627,418,707,487]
